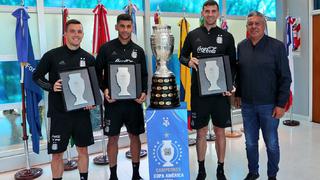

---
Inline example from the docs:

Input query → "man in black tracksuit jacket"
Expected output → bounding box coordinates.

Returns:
[33,19,94,180]
[179,1,236,180]
[95,14,148,180]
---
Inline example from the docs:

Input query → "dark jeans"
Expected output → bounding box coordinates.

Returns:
[242,103,280,177]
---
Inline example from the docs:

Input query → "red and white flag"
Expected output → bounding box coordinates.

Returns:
[292,18,301,51]
[154,6,161,25]
[62,8,68,45]
[284,16,295,111]
[124,3,138,42]
[92,4,110,55]
[220,16,228,31]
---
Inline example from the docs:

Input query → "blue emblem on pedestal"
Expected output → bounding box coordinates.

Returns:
[146,102,189,180]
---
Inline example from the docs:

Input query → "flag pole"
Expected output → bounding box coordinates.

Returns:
[59,0,78,170]
[93,104,109,165]
[225,103,242,138]
[283,13,299,127]
[14,3,43,178]
[92,1,109,165]
[63,144,78,171]
[124,0,147,159]
[206,121,216,141]
[180,14,196,146]
[14,62,42,180]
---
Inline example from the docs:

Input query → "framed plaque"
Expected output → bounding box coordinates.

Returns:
[59,67,102,111]
[197,55,233,96]
[108,63,142,100]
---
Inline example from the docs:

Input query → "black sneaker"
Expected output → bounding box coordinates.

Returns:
[109,177,118,180]
[196,172,207,180]
[216,167,227,180]
[244,173,260,180]
[268,177,276,180]
[217,173,227,180]
[132,175,143,180]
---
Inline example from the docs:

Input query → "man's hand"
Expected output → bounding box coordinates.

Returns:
[135,92,146,104]
[53,79,62,92]
[222,86,236,96]
[272,106,285,119]
[84,105,96,110]
[104,88,116,103]
[233,97,241,108]
[188,57,199,71]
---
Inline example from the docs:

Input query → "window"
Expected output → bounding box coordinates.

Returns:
[315,0,320,10]
[226,0,276,18]
[150,0,222,13]
[44,0,144,11]
[0,61,21,104]
[0,0,36,6]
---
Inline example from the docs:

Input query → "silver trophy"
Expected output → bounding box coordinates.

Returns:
[150,25,179,108]
[151,25,174,77]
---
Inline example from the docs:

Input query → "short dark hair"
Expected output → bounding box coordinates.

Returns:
[202,0,219,11]
[65,19,82,31]
[117,14,132,23]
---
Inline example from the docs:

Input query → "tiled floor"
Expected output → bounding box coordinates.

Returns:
[1,121,320,180]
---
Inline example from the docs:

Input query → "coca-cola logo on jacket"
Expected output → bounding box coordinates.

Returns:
[197,46,217,54]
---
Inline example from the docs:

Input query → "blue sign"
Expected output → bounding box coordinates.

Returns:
[146,102,189,180]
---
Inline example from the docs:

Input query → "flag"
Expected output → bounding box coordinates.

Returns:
[93,4,110,55]
[220,16,228,31]
[154,6,161,25]
[284,16,295,112]
[12,8,43,154]
[292,18,301,51]
[62,7,69,45]
[124,3,138,41]
[178,17,192,130]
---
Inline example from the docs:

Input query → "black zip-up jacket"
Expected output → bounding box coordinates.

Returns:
[179,26,236,96]
[235,35,292,108]
[32,45,95,117]
[95,38,148,103]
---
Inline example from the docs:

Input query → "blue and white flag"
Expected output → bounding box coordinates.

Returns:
[12,8,43,154]
[124,3,138,41]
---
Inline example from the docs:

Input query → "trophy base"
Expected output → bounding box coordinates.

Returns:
[150,75,180,109]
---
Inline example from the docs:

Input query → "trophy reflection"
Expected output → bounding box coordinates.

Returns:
[116,67,131,96]
[150,25,180,108]
[205,61,220,91]
[68,73,87,105]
